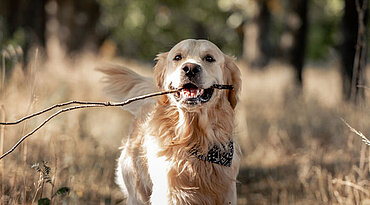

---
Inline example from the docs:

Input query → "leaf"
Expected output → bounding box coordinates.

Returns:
[38,198,50,205]
[43,162,51,175]
[45,179,54,186]
[52,187,70,198]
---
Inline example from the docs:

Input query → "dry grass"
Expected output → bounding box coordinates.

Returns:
[0,51,369,204]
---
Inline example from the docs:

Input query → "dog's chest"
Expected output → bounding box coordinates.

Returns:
[144,135,232,204]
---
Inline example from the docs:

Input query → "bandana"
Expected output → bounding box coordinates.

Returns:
[190,140,234,167]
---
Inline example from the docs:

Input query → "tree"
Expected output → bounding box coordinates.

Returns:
[243,0,272,68]
[0,0,47,58]
[288,0,309,86]
[340,0,368,103]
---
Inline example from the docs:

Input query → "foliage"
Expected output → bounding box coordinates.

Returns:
[97,0,242,60]
[37,198,50,205]
[52,187,71,198]
[32,161,53,185]
[31,161,70,204]
[0,17,26,52]
[307,0,344,60]
[1,0,367,62]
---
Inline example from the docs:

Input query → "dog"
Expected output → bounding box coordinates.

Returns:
[100,39,241,205]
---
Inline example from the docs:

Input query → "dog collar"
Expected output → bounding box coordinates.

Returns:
[190,140,234,167]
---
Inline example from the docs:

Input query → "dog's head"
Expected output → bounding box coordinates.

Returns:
[154,39,241,109]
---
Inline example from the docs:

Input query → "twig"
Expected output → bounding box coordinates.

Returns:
[0,84,233,160]
[0,89,178,160]
[0,100,119,125]
[212,84,233,90]
[340,118,370,146]
[332,178,370,196]
[357,85,370,89]
[0,84,233,125]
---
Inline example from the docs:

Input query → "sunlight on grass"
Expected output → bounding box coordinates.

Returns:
[0,49,369,204]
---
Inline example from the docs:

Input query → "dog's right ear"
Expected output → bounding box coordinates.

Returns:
[153,52,168,89]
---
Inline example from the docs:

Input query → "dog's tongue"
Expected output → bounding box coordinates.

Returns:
[183,88,198,97]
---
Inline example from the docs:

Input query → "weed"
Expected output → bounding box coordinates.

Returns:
[31,161,70,205]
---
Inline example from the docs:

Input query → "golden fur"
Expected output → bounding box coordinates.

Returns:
[100,39,241,205]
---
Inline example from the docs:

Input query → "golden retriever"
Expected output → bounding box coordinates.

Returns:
[100,39,241,205]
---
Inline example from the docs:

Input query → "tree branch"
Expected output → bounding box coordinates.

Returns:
[0,84,234,160]
[350,0,368,103]
[0,89,178,160]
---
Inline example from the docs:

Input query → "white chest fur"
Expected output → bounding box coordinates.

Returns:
[145,135,171,205]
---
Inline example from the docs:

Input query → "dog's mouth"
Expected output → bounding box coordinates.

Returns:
[170,83,214,105]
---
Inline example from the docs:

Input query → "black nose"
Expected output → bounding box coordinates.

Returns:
[182,63,202,78]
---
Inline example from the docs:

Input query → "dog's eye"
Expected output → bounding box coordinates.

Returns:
[173,54,182,61]
[204,55,215,63]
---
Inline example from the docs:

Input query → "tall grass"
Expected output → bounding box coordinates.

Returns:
[0,50,369,204]
[236,62,370,204]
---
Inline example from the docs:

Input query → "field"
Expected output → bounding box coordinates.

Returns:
[0,52,370,204]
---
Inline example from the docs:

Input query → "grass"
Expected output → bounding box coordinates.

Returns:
[0,50,369,204]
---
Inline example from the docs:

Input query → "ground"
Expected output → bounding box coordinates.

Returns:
[0,53,369,204]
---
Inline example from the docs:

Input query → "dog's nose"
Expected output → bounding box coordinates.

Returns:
[182,63,202,78]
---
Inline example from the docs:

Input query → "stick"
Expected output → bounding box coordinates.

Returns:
[0,100,117,125]
[340,118,370,146]
[0,89,178,160]
[0,84,233,125]
[332,178,370,196]
[0,84,233,160]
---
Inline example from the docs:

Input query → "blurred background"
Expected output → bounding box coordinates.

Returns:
[1,0,369,100]
[0,0,370,204]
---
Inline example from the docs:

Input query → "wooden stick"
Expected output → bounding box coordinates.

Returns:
[0,89,178,160]
[0,84,233,125]
[0,100,118,125]
[0,84,233,160]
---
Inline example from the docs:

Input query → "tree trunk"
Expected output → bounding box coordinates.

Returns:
[243,0,272,68]
[289,0,308,86]
[341,0,368,103]
[1,0,47,58]
[55,0,101,53]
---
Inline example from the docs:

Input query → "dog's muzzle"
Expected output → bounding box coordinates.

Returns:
[171,83,214,105]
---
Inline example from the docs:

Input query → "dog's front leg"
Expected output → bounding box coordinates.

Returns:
[145,136,171,205]
[147,157,171,205]
[224,181,237,205]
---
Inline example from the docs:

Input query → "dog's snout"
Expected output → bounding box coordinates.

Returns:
[182,63,202,78]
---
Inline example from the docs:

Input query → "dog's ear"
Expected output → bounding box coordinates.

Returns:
[224,55,241,109]
[153,52,168,89]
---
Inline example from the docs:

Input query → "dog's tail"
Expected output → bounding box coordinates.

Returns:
[98,65,158,116]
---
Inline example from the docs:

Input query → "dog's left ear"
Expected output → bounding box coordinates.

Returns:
[224,55,241,109]
[153,52,168,89]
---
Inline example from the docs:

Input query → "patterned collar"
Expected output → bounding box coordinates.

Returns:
[190,140,234,167]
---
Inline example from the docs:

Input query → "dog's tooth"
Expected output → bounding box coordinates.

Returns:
[200,89,204,95]
[183,89,191,98]
[190,90,195,97]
